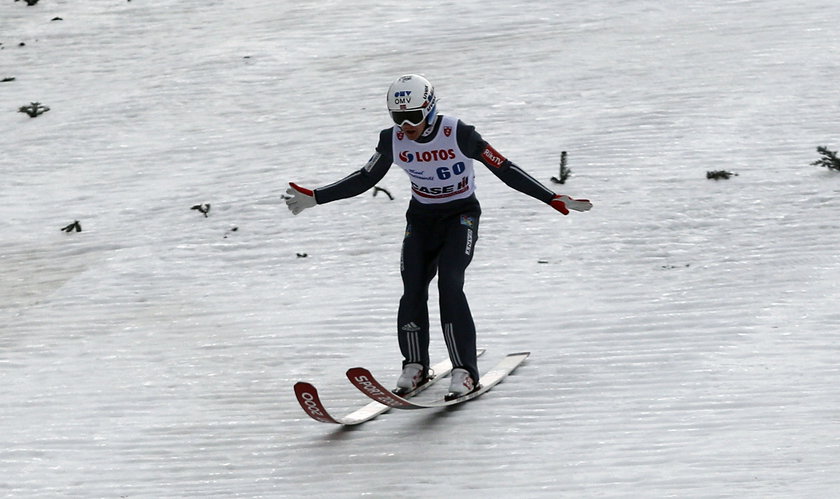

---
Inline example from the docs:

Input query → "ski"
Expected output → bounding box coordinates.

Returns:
[294,350,485,425]
[346,351,530,410]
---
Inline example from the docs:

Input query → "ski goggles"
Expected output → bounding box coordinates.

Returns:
[390,109,426,126]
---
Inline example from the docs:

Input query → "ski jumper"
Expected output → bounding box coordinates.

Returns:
[313,115,554,383]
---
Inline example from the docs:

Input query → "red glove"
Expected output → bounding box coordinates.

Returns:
[550,194,592,215]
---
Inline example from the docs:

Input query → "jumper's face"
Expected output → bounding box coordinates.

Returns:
[399,121,425,141]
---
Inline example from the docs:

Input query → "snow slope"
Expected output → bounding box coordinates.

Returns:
[2,0,839,497]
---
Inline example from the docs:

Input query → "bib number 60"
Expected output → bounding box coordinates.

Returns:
[436,162,466,180]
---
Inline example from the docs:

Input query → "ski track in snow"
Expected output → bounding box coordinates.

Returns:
[1,0,839,497]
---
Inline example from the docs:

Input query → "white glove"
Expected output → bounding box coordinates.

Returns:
[550,194,592,215]
[285,182,317,215]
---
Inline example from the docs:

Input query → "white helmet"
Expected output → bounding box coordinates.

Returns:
[386,74,438,127]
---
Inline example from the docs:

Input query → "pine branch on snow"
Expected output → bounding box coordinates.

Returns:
[811,146,840,172]
[372,186,394,200]
[18,102,49,117]
[61,220,82,233]
[706,170,738,180]
[551,151,571,184]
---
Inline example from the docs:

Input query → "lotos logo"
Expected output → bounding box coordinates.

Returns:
[399,151,415,162]
[444,126,452,137]
[398,149,456,163]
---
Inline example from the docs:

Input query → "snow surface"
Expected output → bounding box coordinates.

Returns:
[2,0,839,497]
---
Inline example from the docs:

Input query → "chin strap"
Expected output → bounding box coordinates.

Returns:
[421,114,439,138]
